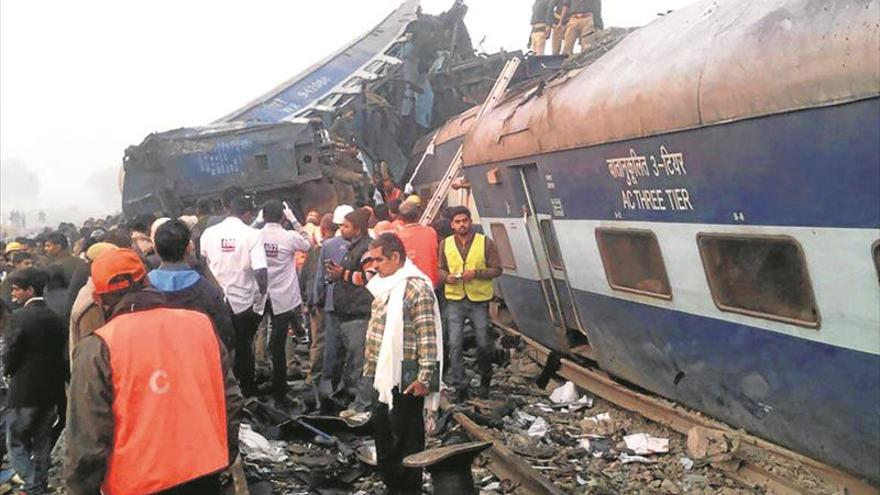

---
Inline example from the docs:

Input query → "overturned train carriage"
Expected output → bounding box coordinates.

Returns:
[121,0,513,217]
[454,0,879,482]
[120,120,364,216]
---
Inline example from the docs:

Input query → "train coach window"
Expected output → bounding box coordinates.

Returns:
[697,234,820,328]
[254,154,269,171]
[490,223,517,270]
[595,228,672,299]
[539,220,564,270]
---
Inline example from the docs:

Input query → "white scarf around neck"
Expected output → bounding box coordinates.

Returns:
[367,259,444,411]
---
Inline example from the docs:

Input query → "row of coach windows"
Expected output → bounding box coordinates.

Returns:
[489,222,827,329]
[596,229,821,328]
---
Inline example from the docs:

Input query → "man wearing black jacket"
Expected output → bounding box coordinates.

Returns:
[147,219,235,353]
[326,208,375,413]
[4,267,67,495]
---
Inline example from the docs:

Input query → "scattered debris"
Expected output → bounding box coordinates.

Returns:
[537,394,593,413]
[623,433,670,455]
[619,453,658,465]
[355,441,377,467]
[579,436,613,458]
[240,423,288,463]
[549,381,579,404]
[583,412,611,423]
[686,426,740,467]
[680,456,695,470]
[579,412,620,436]
[527,417,549,437]
[442,342,771,494]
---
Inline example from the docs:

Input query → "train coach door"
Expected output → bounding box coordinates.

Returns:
[517,165,586,335]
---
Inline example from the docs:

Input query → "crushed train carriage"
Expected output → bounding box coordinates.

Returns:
[121,0,514,217]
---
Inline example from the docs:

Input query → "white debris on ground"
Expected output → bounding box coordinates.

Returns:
[457,344,771,495]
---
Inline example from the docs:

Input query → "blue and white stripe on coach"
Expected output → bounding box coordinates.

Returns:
[481,216,880,356]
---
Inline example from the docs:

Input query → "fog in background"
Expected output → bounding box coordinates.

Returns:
[1,0,695,232]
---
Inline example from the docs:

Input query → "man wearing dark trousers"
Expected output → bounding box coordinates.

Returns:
[200,195,268,396]
[315,206,352,402]
[325,208,375,414]
[438,206,502,401]
[363,233,441,495]
[4,267,67,495]
[257,200,311,399]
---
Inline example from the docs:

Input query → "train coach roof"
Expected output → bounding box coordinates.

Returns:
[435,106,480,145]
[462,0,880,167]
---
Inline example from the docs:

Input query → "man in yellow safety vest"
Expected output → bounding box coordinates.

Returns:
[438,206,502,401]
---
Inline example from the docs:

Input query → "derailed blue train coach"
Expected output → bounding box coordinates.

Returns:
[457,0,879,482]
[121,0,423,217]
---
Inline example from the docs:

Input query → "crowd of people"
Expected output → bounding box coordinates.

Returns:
[0,178,503,494]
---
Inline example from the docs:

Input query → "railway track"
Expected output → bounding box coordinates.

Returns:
[454,320,878,495]
[440,396,567,495]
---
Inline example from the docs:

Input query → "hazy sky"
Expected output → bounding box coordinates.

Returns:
[0,0,696,229]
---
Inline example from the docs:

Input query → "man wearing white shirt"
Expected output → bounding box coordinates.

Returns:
[200,196,268,397]
[258,200,311,399]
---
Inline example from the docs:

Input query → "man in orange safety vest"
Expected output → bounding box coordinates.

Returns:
[64,248,243,495]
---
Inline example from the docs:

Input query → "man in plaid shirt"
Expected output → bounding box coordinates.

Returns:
[362,274,438,386]
[363,233,440,495]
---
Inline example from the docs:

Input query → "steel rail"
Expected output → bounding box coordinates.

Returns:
[440,398,566,495]
[493,322,879,495]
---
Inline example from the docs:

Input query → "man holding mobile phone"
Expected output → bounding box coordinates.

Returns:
[314,207,352,405]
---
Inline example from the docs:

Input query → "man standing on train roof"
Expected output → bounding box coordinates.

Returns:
[200,194,268,397]
[550,0,569,55]
[529,0,558,55]
[438,206,502,401]
[64,249,243,495]
[562,0,603,56]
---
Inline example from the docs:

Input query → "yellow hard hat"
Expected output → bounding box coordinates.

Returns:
[3,242,23,255]
[405,195,421,205]
[86,242,118,262]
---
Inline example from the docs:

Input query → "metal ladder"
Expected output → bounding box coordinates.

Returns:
[419,56,522,225]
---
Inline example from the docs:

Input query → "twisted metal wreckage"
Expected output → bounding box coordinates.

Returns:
[122,1,536,217]
[121,0,625,218]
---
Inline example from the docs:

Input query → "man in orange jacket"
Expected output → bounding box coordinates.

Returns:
[64,249,243,495]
